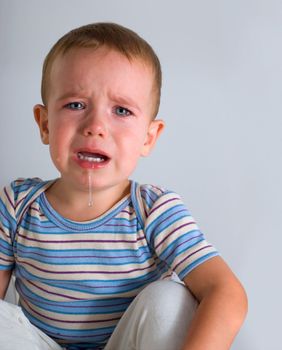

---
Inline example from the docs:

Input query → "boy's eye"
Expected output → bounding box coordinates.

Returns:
[115,106,132,117]
[65,102,85,110]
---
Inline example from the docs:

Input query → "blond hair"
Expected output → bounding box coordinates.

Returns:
[41,22,162,118]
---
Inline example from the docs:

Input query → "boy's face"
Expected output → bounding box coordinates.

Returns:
[34,47,164,193]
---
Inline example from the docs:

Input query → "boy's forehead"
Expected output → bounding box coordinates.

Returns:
[51,46,153,78]
[49,47,155,94]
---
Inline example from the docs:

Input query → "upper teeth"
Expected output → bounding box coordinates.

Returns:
[78,153,105,162]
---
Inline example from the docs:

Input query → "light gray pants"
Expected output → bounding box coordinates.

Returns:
[0,281,197,350]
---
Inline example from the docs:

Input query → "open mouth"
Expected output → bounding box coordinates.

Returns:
[77,151,109,163]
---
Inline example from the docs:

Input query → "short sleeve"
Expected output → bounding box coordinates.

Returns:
[0,182,17,270]
[144,191,219,280]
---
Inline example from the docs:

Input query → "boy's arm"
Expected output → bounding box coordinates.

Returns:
[182,256,248,350]
[0,270,12,299]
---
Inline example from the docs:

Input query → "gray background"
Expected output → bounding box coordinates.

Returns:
[1,0,281,349]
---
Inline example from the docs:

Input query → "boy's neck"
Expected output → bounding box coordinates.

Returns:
[45,179,131,222]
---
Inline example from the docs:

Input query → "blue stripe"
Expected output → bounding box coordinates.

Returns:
[159,236,206,264]
[19,223,140,235]
[17,281,134,309]
[16,242,150,255]
[15,265,161,287]
[178,252,219,279]
[0,200,17,231]
[24,212,138,226]
[0,238,14,255]
[0,264,14,270]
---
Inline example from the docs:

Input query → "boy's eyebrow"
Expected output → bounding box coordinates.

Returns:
[111,94,141,112]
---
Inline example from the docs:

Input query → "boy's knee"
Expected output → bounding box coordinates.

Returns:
[131,280,198,349]
[105,280,198,350]
[137,280,198,323]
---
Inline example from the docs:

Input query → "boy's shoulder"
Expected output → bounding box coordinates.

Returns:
[137,182,183,206]
[139,182,168,197]
[11,176,43,189]
[132,181,186,227]
[6,177,44,200]
[1,178,52,218]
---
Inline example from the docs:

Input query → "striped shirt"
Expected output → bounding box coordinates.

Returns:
[0,178,218,349]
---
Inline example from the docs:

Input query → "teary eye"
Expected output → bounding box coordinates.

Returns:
[65,102,85,110]
[115,106,132,117]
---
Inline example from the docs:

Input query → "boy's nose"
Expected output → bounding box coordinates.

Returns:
[82,111,108,138]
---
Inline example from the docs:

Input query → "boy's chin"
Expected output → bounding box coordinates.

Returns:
[57,172,131,192]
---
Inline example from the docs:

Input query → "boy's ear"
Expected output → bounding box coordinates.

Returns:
[33,104,49,145]
[141,119,165,157]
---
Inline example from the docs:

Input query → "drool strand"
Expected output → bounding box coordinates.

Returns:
[88,171,94,207]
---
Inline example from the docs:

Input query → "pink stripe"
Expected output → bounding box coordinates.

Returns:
[104,223,135,228]
[0,226,10,239]
[26,280,83,300]
[150,197,178,216]
[120,209,134,215]
[17,231,146,244]
[4,187,15,209]
[30,206,45,216]
[0,256,14,263]
[15,195,27,210]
